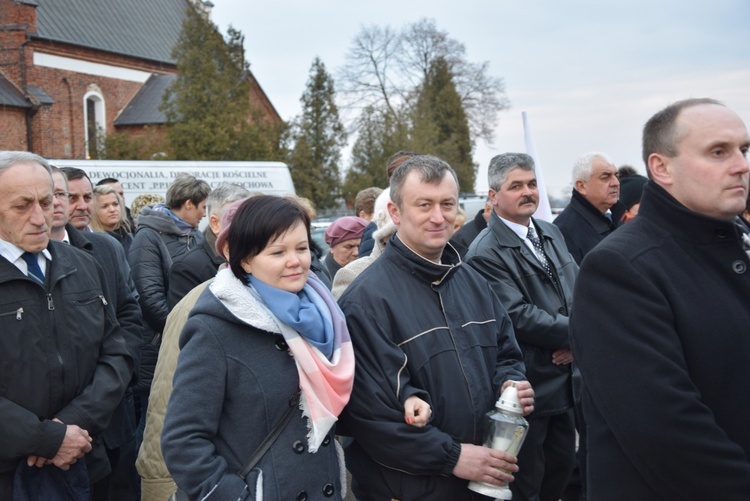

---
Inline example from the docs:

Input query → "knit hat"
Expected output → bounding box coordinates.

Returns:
[619,174,648,211]
[324,216,368,247]
[215,197,251,260]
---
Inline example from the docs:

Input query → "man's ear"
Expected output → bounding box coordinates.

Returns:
[209,213,221,236]
[575,179,587,195]
[387,200,400,226]
[648,153,673,186]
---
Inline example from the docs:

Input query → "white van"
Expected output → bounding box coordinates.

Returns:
[48,160,296,203]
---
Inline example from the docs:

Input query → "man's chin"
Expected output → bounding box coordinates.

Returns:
[71,218,90,228]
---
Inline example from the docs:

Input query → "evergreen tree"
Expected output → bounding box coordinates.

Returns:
[162,8,282,160]
[411,57,475,192]
[288,57,346,210]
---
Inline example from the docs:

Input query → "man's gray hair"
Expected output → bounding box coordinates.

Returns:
[488,153,535,190]
[0,151,51,177]
[572,152,615,182]
[390,155,459,208]
[206,183,252,217]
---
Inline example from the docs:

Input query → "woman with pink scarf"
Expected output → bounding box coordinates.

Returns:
[162,196,355,500]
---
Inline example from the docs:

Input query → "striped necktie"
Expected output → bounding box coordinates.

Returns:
[21,252,45,284]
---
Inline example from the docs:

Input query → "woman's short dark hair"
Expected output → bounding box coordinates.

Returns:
[228,195,311,284]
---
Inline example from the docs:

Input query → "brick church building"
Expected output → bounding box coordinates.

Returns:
[0,0,281,159]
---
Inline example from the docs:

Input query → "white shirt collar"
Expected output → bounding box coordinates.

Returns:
[0,237,53,275]
[496,212,534,240]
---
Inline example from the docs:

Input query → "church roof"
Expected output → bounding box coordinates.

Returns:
[34,0,192,64]
[0,75,31,108]
[115,74,176,125]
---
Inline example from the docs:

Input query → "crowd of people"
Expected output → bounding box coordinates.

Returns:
[0,96,748,501]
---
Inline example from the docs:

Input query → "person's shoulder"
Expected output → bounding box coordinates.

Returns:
[83,231,125,256]
[172,242,208,266]
[50,239,107,282]
[552,204,577,226]
[536,219,565,238]
[50,238,96,265]
[581,217,664,268]
[337,253,394,305]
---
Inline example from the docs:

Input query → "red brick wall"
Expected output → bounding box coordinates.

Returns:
[24,40,177,158]
[0,107,28,151]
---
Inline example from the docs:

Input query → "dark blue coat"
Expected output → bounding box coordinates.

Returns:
[570,183,750,499]
[0,241,132,485]
[553,190,621,264]
[338,236,525,500]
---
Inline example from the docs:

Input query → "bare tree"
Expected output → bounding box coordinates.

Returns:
[337,25,405,119]
[338,18,509,144]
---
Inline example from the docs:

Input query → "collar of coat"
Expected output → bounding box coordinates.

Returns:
[208,268,282,334]
[487,214,560,249]
[569,189,622,232]
[384,233,461,285]
[639,182,747,246]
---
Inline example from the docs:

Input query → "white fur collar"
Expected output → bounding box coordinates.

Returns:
[209,268,281,334]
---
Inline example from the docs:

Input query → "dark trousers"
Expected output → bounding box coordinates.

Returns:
[510,408,576,501]
[91,437,140,500]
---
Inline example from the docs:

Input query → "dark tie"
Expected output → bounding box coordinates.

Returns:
[527,226,554,279]
[21,252,45,284]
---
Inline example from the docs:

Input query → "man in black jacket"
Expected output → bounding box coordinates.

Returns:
[553,152,622,264]
[0,152,132,499]
[50,167,144,499]
[339,155,534,500]
[466,153,577,501]
[571,98,750,499]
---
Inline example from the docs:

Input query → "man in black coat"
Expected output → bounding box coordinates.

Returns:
[553,152,622,264]
[552,151,622,500]
[50,167,144,500]
[570,98,750,499]
[339,155,534,500]
[0,152,132,499]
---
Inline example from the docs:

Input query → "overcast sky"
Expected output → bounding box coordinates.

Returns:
[210,0,750,197]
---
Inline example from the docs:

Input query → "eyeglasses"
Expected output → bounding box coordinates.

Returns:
[54,191,69,200]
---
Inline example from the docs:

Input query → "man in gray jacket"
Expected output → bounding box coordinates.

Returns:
[466,153,578,501]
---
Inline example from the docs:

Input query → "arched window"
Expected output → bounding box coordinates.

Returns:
[83,90,106,158]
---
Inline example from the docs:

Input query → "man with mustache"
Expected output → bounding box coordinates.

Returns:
[466,153,578,501]
[554,152,622,265]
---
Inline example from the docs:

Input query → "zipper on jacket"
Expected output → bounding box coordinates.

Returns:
[0,307,23,320]
[47,294,54,310]
[99,295,108,306]
[437,290,477,441]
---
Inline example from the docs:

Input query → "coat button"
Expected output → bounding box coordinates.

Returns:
[322,436,331,446]
[322,484,335,497]
[558,307,565,314]
[732,260,746,274]
[292,440,306,454]
[296,492,308,501]
[716,229,728,238]
[274,337,288,351]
